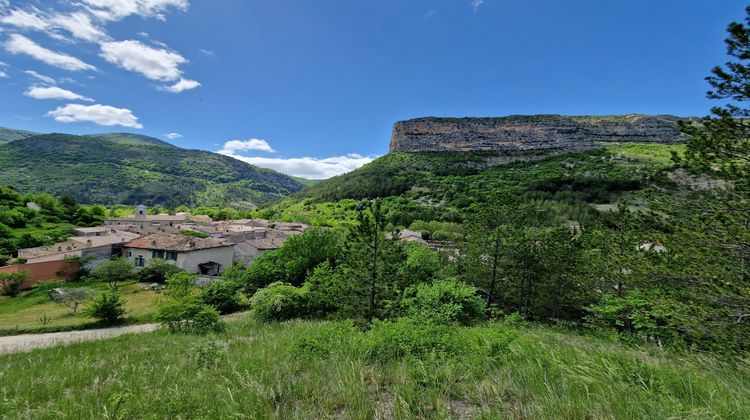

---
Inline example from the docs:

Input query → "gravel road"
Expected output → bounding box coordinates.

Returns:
[0,323,160,355]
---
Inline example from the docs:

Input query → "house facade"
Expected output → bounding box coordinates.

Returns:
[123,233,234,276]
[105,205,186,230]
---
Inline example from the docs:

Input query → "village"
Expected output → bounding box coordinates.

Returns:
[4,205,310,286]
[2,204,447,288]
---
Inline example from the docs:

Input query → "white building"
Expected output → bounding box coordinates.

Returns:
[123,233,234,276]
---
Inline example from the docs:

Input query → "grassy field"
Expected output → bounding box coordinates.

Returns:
[0,317,747,418]
[0,281,161,332]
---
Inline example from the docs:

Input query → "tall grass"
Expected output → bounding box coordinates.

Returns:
[0,318,747,418]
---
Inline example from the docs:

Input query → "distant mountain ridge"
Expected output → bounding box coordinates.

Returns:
[0,128,305,208]
[389,114,697,153]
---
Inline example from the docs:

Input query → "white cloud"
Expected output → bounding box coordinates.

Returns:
[162,77,200,93]
[0,70,7,78]
[24,70,56,85]
[25,86,93,101]
[51,12,108,42]
[199,48,214,56]
[99,40,187,81]
[47,103,142,128]
[471,0,484,11]
[5,34,95,71]
[0,8,49,31]
[218,151,376,179]
[81,0,189,22]
[219,139,276,154]
[163,132,182,139]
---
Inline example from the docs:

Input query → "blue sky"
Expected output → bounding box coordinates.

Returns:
[0,0,745,178]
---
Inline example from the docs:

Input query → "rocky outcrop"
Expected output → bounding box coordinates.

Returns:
[389,114,695,153]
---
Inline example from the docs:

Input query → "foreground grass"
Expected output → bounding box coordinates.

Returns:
[0,318,747,419]
[0,281,160,332]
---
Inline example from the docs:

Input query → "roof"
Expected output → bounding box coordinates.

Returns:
[107,214,186,222]
[244,237,286,250]
[124,233,232,252]
[69,231,140,248]
[72,226,108,233]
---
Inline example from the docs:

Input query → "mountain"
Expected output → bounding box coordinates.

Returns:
[0,130,305,208]
[85,133,177,148]
[264,114,694,228]
[389,114,695,153]
[0,127,40,145]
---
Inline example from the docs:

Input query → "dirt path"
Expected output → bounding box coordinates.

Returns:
[0,312,249,356]
[0,323,159,355]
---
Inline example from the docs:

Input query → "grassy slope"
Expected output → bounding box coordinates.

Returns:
[0,281,161,331]
[0,133,305,208]
[0,318,747,418]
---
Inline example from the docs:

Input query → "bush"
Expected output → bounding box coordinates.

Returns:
[51,287,95,315]
[0,271,28,297]
[91,258,135,285]
[360,317,465,360]
[156,272,225,334]
[201,280,243,314]
[291,320,360,357]
[401,280,486,325]
[250,282,308,321]
[84,287,126,325]
[138,259,183,284]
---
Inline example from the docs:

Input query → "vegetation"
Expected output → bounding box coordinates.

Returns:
[0,132,304,208]
[155,272,225,334]
[0,271,28,297]
[0,317,748,418]
[0,280,161,333]
[83,287,126,326]
[0,186,106,256]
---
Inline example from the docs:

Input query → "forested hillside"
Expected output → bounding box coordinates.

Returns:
[0,133,305,208]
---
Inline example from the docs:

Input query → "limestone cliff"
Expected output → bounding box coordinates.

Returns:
[389,114,694,153]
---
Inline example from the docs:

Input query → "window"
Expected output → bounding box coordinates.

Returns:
[127,251,132,258]
[152,250,166,259]
[166,251,178,261]
[135,255,145,267]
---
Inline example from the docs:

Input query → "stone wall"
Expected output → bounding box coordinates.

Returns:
[389,114,694,153]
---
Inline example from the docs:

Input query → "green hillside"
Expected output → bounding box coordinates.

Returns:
[85,133,177,148]
[264,143,683,227]
[0,133,305,208]
[0,127,39,145]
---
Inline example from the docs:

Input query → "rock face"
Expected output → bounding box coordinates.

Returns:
[389,114,694,153]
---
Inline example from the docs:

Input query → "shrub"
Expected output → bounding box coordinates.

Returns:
[201,280,243,314]
[291,320,360,357]
[250,282,308,321]
[177,230,210,238]
[51,287,95,315]
[138,259,183,284]
[401,280,486,325]
[360,317,465,360]
[156,272,225,334]
[84,287,126,325]
[0,255,11,267]
[196,341,228,369]
[91,258,136,286]
[0,271,28,297]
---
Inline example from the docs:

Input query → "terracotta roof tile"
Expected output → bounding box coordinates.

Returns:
[125,233,232,252]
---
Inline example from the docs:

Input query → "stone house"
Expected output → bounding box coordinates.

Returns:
[105,205,186,230]
[232,237,287,265]
[123,233,234,276]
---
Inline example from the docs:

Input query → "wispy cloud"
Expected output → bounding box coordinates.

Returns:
[5,34,95,71]
[25,86,93,101]
[163,132,182,139]
[162,78,200,93]
[471,0,484,12]
[24,70,57,85]
[47,103,143,128]
[99,40,185,81]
